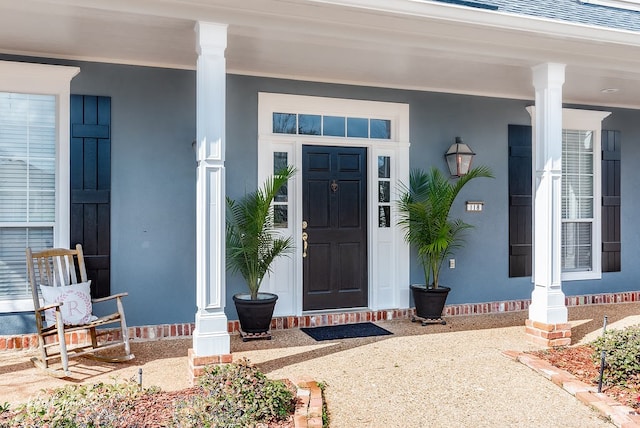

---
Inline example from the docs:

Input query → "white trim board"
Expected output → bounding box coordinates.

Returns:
[257,93,411,316]
[0,61,79,313]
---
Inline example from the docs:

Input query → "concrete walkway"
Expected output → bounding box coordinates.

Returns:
[234,316,612,427]
[3,302,637,427]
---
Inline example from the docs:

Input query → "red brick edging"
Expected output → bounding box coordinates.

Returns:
[3,290,640,352]
[0,323,197,352]
[503,350,640,428]
[293,377,324,428]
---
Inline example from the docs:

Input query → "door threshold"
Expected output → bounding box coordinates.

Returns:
[303,307,370,315]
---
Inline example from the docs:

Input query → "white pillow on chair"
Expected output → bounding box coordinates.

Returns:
[40,281,94,327]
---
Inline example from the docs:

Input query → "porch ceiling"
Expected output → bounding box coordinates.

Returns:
[1,0,640,109]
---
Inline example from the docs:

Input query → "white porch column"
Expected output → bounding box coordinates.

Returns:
[192,22,230,358]
[526,63,570,346]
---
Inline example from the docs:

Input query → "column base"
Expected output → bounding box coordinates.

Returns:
[529,285,568,324]
[525,319,571,347]
[188,348,233,385]
[192,310,230,356]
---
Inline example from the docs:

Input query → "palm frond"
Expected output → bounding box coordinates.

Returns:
[226,166,296,299]
[397,165,493,288]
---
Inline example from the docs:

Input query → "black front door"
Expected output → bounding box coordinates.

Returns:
[70,95,111,298]
[302,145,368,311]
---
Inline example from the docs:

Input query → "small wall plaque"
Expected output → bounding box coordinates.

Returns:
[466,201,484,212]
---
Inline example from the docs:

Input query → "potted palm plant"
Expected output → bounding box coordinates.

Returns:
[226,166,296,340]
[397,166,493,325]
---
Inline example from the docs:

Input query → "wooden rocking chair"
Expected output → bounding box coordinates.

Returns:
[26,244,134,377]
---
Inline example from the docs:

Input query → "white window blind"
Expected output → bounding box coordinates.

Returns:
[0,92,56,301]
[561,129,594,272]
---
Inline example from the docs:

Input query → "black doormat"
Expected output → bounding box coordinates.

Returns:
[301,322,393,341]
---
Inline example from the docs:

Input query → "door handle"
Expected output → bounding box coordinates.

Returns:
[302,232,308,258]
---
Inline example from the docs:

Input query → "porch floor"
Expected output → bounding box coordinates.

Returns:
[3,303,638,427]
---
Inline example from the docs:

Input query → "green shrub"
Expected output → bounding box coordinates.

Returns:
[591,324,640,386]
[0,360,296,428]
[0,379,158,428]
[173,358,295,428]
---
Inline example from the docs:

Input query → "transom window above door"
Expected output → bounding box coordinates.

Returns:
[272,112,391,139]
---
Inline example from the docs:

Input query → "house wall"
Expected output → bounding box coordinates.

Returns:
[225,75,640,310]
[1,56,639,335]
[1,57,198,333]
[224,77,532,309]
[70,62,198,327]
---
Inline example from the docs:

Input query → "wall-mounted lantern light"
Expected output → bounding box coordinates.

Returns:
[445,137,475,177]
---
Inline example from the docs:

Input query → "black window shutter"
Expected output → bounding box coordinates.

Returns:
[70,95,112,298]
[602,130,621,272]
[508,125,532,277]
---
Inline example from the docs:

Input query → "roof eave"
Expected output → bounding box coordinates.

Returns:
[310,0,640,46]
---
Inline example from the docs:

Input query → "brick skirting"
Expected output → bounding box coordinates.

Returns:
[525,319,572,347]
[187,348,233,384]
[2,290,640,352]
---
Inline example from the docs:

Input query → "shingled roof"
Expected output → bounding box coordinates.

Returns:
[434,0,640,32]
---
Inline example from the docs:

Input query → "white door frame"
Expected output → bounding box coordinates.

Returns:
[257,93,410,316]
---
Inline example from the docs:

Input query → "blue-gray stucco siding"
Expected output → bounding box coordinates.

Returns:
[1,57,639,334]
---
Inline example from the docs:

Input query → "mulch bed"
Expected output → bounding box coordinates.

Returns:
[531,344,640,409]
[115,386,295,428]
[0,384,296,428]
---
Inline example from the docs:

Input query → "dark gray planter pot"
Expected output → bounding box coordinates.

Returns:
[410,284,450,325]
[233,292,278,338]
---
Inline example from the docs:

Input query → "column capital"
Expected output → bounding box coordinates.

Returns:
[532,63,566,88]
[194,22,228,55]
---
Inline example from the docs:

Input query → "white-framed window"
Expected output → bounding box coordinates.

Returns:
[0,61,78,312]
[561,109,611,281]
[272,151,290,228]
